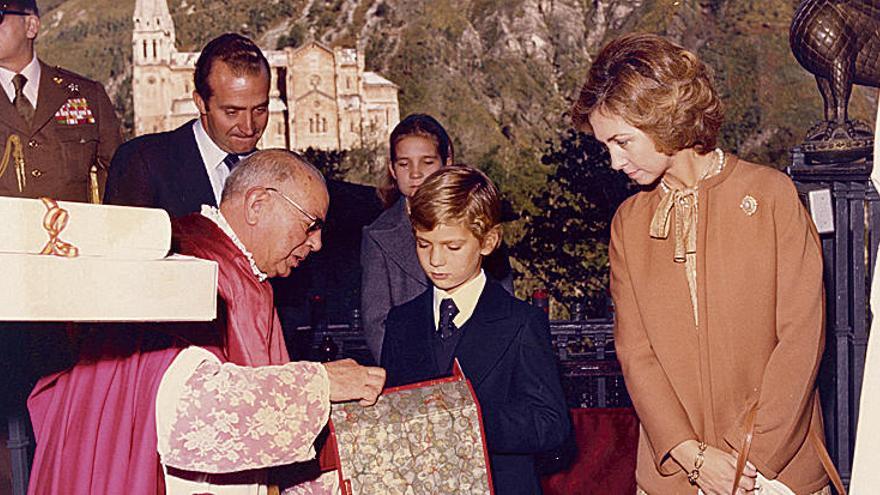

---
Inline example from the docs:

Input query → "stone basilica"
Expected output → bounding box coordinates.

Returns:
[131,0,400,150]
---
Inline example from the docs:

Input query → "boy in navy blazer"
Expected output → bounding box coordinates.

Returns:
[380,165,571,495]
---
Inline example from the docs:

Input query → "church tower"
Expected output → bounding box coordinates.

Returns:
[132,0,176,134]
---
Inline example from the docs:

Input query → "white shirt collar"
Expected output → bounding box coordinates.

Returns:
[193,119,228,171]
[433,270,487,330]
[193,119,233,203]
[0,53,41,106]
[200,204,268,282]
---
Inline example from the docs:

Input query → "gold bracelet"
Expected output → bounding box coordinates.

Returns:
[687,441,708,485]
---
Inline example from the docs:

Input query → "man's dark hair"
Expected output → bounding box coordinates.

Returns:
[193,33,270,103]
[3,0,38,15]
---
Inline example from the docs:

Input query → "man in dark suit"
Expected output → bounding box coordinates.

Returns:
[381,166,570,494]
[0,0,122,201]
[104,33,269,217]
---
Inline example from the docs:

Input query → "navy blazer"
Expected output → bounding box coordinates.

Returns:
[361,198,516,361]
[381,281,571,495]
[104,119,215,218]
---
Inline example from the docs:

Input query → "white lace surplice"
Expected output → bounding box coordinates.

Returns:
[156,346,331,494]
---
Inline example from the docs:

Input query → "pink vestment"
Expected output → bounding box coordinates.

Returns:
[27,214,308,494]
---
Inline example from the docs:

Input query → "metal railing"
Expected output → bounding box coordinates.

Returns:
[290,317,629,409]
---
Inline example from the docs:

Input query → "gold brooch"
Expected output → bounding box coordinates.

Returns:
[52,76,63,85]
[741,195,758,216]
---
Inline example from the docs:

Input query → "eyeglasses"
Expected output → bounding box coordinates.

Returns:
[266,187,324,234]
[0,9,31,24]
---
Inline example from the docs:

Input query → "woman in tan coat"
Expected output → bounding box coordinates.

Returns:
[572,33,831,494]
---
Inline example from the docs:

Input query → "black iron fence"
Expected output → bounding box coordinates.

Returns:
[789,151,876,485]
[289,317,629,409]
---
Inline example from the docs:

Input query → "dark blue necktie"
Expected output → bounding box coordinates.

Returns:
[223,153,240,171]
[438,298,460,340]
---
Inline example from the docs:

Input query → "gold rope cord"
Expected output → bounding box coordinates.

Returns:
[39,197,79,257]
[0,134,26,192]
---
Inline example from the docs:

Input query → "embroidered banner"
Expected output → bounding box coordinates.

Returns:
[328,367,493,494]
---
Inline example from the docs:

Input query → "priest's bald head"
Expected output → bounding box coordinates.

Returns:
[220,149,329,278]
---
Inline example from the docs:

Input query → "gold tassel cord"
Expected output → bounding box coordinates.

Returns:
[0,134,26,193]
[89,164,101,204]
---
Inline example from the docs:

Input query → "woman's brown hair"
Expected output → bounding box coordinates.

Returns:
[571,33,723,155]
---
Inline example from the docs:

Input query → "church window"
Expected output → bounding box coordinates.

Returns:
[346,77,352,89]
[277,122,283,135]
[309,117,315,134]
[350,121,355,132]
[142,40,148,59]
[321,117,327,133]
[152,40,157,58]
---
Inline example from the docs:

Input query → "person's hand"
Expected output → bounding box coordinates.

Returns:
[694,446,756,494]
[323,358,386,406]
[670,441,757,494]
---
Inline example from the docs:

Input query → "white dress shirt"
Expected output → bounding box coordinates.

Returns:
[192,119,233,204]
[0,53,41,106]
[432,270,487,331]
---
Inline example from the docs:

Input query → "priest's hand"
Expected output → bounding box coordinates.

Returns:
[324,358,386,406]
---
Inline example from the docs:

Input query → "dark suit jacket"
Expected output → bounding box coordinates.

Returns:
[361,198,516,361]
[0,61,122,201]
[381,281,571,495]
[104,119,215,218]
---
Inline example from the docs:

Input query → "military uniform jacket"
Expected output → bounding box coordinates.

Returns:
[0,61,122,201]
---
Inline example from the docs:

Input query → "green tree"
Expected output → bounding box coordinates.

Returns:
[513,130,635,317]
[301,147,347,181]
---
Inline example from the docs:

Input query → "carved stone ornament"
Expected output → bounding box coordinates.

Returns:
[790,0,880,163]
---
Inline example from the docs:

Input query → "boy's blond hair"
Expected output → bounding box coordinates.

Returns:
[409,165,501,242]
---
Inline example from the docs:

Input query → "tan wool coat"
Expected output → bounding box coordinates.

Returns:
[610,156,829,493]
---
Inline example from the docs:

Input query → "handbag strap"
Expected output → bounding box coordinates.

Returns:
[810,430,847,495]
[731,405,847,495]
[731,405,758,495]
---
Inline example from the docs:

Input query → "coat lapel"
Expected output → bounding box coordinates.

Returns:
[31,64,72,134]
[169,121,217,209]
[396,291,441,380]
[454,282,518,388]
[0,92,29,135]
[372,200,430,285]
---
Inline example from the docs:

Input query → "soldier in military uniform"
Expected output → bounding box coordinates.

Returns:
[0,0,122,202]
[0,2,123,487]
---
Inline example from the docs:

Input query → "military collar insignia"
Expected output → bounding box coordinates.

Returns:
[52,76,63,85]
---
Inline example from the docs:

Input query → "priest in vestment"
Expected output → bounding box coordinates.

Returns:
[26,150,385,494]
